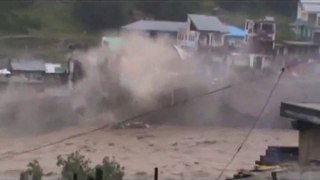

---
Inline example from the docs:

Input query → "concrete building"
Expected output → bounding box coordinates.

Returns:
[244,16,276,54]
[281,101,320,166]
[227,16,276,71]
[297,0,320,26]
[278,0,320,58]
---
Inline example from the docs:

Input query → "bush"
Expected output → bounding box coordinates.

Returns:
[57,151,124,180]
[98,157,125,180]
[57,151,94,180]
[20,160,43,180]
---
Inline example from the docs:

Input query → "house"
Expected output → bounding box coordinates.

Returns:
[279,0,320,58]
[8,59,46,83]
[227,16,275,71]
[224,25,245,50]
[177,14,228,51]
[244,16,276,53]
[121,20,186,38]
[44,63,68,84]
[297,0,320,26]
[239,16,277,70]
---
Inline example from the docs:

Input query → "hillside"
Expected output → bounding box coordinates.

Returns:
[0,0,298,61]
[0,0,298,35]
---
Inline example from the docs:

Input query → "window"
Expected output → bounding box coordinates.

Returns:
[313,32,320,43]
[308,13,317,25]
[189,34,195,41]
[261,24,274,34]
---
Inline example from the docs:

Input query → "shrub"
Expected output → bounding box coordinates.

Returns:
[98,157,125,180]
[57,152,125,180]
[57,151,94,180]
[21,160,43,180]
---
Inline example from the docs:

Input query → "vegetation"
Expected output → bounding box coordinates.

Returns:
[0,0,299,35]
[56,151,124,180]
[20,160,43,180]
[57,151,94,180]
[0,0,299,58]
[97,157,125,180]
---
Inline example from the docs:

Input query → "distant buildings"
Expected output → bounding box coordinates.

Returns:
[8,59,46,82]
[278,0,320,59]
[121,20,186,38]
[122,14,243,54]
[0,58,69,89]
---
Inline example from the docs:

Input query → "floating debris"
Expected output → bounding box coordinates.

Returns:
[111,121,150,129]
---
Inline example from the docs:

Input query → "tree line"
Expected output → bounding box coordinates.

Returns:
[0,0,299,33]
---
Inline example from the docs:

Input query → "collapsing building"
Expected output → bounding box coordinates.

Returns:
[228,16,276,71]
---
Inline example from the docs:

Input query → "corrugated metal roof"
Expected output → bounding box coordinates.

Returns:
[301,0,320,3]
[188,14,228,32]
[122,20,186,32]
[10,59,46,72]
[102,37,123,50]
[226,25,245,37]
[301,0,320,12]
[45,63,63,74]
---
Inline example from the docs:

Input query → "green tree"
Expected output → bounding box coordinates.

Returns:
[0,0,39,33]
[135,0,207,21]
[73,0,127,31]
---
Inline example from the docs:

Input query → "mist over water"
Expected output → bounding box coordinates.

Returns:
[0,33,319,134]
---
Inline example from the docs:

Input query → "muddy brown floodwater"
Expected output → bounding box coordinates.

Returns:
[0,124,298,179]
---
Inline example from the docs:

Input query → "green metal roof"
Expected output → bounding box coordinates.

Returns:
[54,66,66,73]
[102,37,123,50]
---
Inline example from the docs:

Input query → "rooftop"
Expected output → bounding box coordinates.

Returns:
[226,25,245,37]
[10,59,46,72]
[122,20,186,32]
[188,14,228,32]
[102,36,123,50]
[281,101,320,125]
[300,0,320,12]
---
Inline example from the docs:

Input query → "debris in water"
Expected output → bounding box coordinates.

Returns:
[111,121,150,129]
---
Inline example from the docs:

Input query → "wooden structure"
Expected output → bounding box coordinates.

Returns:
[281,101,320,165]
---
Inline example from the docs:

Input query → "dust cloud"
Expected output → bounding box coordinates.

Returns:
[0,33,319,134]
[0,33,215,134]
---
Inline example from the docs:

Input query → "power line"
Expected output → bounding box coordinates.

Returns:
[215,68,285,180]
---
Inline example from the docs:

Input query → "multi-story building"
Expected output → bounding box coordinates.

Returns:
[244,16,276,55]
[281,0,320,58]
[231,16,276,70]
